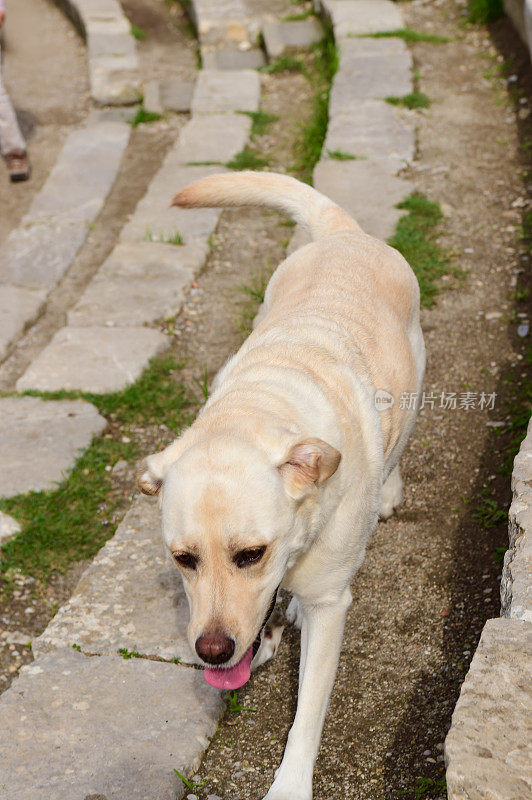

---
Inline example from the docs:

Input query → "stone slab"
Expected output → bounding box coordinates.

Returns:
[191,69,260,114]
[190,0,249,47]
[143,79,163,113]
[16,327,168,393]
[34,497,197,663]
[0,648,223,800]
[119,164,224,245]
[0,511,21,544]
[160,78,195,112]
[27,118,130,224]
[0,397,107,497]
[330,38,412,102]
[262,19,323,59]
[87,28,136,59]
[175,113,251,164]
[322,0,403,38]
[90,53,141,105]
[445,617,532,800]
[202,46,265,70]
[501,417,532,622]
[314,158,414,241]
[0,286,47,361]
[68,242,207,327]
[324,98,415,169]
[0,219,88,289]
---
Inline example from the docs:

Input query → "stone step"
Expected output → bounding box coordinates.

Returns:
[262,19,323,59]
[174,112,252,164]
[202,46,265,70]
[314,158,413,241]
[445,617,532,800]
[191,68,260,114]
[321,0,403,39]
[143,79,195,113]
[0,286,47,362]
[16,327,168,393]
[0,396,107,498]
[68,242,207,328]
[0,648,222,800]
[33,497,196,664]
[330,37,412,102]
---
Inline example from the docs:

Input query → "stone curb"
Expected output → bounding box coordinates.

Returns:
[0,112,130,364]
[52,0,141,105]
[445,417,532,799]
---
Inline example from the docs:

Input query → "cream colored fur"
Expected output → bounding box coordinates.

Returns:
[137,171,425,800]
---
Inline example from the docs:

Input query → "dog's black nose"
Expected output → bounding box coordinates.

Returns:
[195,633,235,665]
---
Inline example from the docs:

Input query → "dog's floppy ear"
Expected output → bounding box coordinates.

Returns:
[278,437,341,500]
[136,439,186,496]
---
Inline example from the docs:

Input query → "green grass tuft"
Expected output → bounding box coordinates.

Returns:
[292,28,338,184]
[118,648,142,659]
[387,194,454,307]
[237,110,279,137]
[363,27,450,44]
[385,91,431,109]
[226,147,270,171]
[144,228,184,245]
[326,149,357,160]
[130,24,147,40]
[1,356,191,581]
[261,55,308,75]
[128,107,163,127]
[282,9,315,21]
[468,0,504,23]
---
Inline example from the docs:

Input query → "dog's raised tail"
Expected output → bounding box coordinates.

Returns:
[171,171,362,240]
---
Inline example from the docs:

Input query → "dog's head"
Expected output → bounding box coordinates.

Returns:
[137,433,340,688]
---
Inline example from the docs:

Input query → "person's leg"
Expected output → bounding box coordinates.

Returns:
[0,42,29,180]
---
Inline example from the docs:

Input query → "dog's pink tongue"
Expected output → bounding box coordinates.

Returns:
[203,646,253,690]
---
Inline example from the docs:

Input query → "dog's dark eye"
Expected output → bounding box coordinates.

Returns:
[173,552,198,570]
[234,546,266,568]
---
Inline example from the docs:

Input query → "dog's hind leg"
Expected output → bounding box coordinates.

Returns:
[286,596,303,629]
[379,465,403,520]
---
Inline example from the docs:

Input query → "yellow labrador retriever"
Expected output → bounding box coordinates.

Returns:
[137,172,424,800]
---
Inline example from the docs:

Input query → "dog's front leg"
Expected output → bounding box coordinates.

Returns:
[263,588,352,800]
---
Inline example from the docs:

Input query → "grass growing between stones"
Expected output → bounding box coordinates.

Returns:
[237,110,279,137]
[128,107,164,127]
[292,27,338,184]
[0,356,192,582]
[467,0,504,24]
[226,148,270,171]
[326,149,357,160]
[130,24,147,40]
[386,91,431,110]
[261,56,308,76]
[387,194,456,307]
[362,28,450,44]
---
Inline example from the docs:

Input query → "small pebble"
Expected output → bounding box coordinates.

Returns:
[423,749,431,756]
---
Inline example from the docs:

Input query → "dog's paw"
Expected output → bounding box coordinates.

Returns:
[252,612,284,670]
[286,596,303,629]
[379,466,403,520]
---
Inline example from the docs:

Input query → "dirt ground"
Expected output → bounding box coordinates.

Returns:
[0,0,530,796]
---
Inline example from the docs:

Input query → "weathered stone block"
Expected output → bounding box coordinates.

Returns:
[202,47,265,70]
[0,648,223,800]
[445,617,532,800]
[191,69,260,114]
[330,37,412,102]
[143,79,163,113]
[34,497,197,663]
[119,164,223,244]
[0,286,47,360]
[262,19,323,58]
[90,53,141,105]
[314,158,413,241]
[501,417,532,622]
[322,0,403,38]
[0,220,88,289]
[174,113,251,164]
[16,326,168,393]
[0,511,21,544]
[68,242,207,327]
[324,98,415,169]
[159,78,195,112]
[0,397,107,497]
[28,119,130,224]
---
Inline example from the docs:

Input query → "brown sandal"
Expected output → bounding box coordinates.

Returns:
[6,150,30,182]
